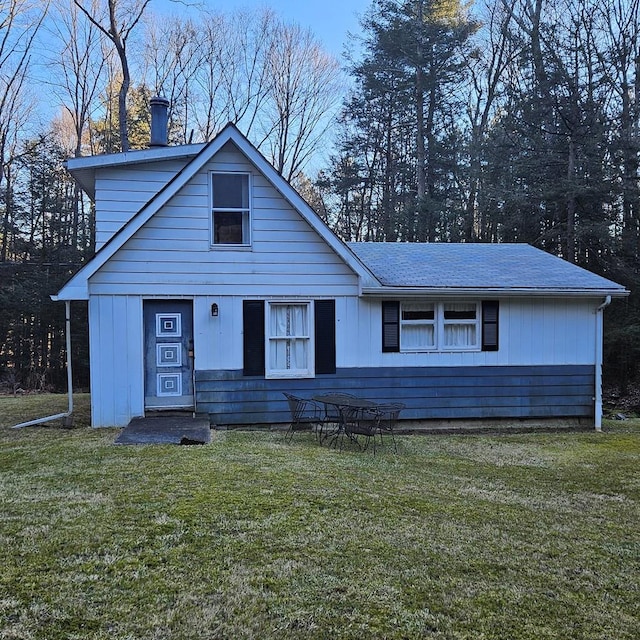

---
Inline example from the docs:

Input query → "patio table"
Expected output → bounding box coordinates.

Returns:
[312,394,379,447]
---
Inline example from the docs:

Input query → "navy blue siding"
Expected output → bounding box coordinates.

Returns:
[195,365,595,425]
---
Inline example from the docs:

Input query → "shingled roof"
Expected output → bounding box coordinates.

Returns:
[348,242,628,296]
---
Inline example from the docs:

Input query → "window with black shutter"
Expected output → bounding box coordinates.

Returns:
[243,299,336,378]
[243,300,265,376]
[382,300,497,352]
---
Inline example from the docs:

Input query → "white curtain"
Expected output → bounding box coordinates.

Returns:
[401,325,435,349]
[444,324,476,347]
[443,303,477,348]
[401,303,435,350]
[269,305,308,371]
[402,302,435,320]
[444,302,476,318]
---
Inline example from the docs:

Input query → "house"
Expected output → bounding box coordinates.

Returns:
[54,110,629,430]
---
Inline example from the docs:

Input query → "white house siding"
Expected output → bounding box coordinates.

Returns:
[92,292,595,384]
[98,295,595,378]
[340,296,597,368]
[193,296,240,371]
[94,159,195,249]
[88,295,145,427]
[88,143,359,298]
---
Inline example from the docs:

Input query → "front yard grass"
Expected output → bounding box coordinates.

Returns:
[0,394,638,639]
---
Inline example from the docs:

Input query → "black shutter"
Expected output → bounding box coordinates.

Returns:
[482,300,499,351]
[314,300,336,374]
[243,300,265,376]
[382,301,400,352]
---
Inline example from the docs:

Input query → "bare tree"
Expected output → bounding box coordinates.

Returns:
[72,0,151,152]
[141,12,200,144]
[44,0,108,252]
[462,0,517,240]
[0,0,47,261]
[143,8,341,182]
[259,21,343,182]
[597,0,640,261]
[48,0,108,158]
[191,8,275,141]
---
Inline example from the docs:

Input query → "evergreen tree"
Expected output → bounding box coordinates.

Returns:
[330,0,477,242]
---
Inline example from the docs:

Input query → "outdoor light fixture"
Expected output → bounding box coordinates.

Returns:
[211,303,219,317]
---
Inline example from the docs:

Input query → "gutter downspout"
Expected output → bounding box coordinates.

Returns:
[12,301,74,429]
[594,295,611,432]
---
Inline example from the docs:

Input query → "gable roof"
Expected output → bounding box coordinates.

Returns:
[56,124,628,302]
[349,242,628,298]
[55,124,376,300]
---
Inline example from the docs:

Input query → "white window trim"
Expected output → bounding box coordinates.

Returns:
[265,300,315,379]
[210,171,252,247]
[400,302,436,352]
[400,301,481,353]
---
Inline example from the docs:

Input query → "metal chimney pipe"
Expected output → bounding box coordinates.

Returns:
[149,96,170,147]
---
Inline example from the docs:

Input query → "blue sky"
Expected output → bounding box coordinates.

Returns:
[160,0,372,58]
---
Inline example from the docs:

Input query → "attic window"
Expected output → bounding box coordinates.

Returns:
[211,172,250,245]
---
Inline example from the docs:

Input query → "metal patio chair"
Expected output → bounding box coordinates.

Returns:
[283,393,324,442]
[313,392,358,443]
[374,402,405,453]
[342,406,382,453]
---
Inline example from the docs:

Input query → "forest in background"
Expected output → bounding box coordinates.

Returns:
[1,0,639,399]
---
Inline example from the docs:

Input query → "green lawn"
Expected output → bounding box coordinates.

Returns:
[1,395,639,639]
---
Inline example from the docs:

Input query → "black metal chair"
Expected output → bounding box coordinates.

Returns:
[342,406,382,453]
[341,402,405,454]
[374,403,405,453]
[283,393,323,442]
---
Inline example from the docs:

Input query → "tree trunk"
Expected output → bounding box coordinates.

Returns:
[415,0,427,218]
[1,165,11,262]
[566,137,576,263]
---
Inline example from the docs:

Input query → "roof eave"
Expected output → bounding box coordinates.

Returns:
[65,143,206,200]
[360,286,630,298]
[50,283,89,301]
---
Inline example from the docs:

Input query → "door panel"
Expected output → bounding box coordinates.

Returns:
[144,300,194,409]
